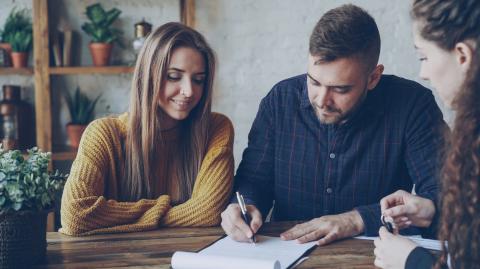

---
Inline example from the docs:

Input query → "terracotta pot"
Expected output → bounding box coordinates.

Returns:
[0,43,12,66]
[11,52,28,68]
[89,43,113,66]
[66,123,87,148]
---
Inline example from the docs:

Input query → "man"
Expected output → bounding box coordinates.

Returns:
[221,4,444,245]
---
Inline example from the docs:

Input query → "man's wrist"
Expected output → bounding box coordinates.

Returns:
[347,210,365,235]
[423,199,436,226]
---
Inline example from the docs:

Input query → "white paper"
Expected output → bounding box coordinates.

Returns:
[355,235,443,251]
[171,235,316,269]
[171,252,280,269]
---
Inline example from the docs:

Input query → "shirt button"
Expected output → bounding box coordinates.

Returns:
[326,188,333,194]
[329,153,336,159]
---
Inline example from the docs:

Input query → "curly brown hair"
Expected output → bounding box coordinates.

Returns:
[412,0,480,268]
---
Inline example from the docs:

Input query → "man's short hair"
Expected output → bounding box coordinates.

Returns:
[309,4,381,71]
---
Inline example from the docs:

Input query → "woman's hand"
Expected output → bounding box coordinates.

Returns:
[373,227,418,269]
[380,190,435,229]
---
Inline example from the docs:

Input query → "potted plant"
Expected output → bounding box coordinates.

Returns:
[9,29,32,68]
[65,87,101,148]
[0,147,67,268]
[0,8,32,67]
[81,3,122,66]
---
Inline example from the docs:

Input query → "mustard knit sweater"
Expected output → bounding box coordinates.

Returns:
[60,112,234,236]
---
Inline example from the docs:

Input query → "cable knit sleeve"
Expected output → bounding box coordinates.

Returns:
[60,118,171,236]
[160,113,235,227]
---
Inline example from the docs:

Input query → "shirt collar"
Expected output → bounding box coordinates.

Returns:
[300,74,312,108]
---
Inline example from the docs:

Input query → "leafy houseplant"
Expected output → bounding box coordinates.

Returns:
[0,8,32,67]
[9,29,33,68]
[0,147,67,268]
[9,29,32,53]
[81,3,122,66]
[65,87,101,148]
[0,8,32,44]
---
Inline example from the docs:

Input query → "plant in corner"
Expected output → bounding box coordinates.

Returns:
[0,146,67,268]
[64,87,101,148]
[81,3,122,66]
[0,8,32,68]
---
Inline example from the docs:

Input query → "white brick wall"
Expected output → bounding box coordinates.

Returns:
[0,0,453,167]
[195,0,453,165]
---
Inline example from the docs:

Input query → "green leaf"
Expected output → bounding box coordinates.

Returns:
[81,3,122,43]
[86,3,106,25]
[10,29,33,52]
[104,8,121,27]
[81,23,95,37]
[0,146,68,212]
[64,87,101,124]
[0,8,32,43]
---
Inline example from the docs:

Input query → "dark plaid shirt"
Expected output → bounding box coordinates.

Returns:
[234,74,445,236]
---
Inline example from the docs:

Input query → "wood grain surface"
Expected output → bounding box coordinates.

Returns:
[36,221,377,268]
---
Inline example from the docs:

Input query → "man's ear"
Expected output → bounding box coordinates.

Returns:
[367,64,384,91]
[454,41,474,75]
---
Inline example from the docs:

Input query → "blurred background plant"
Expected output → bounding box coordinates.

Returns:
[9,30,32,52]
[0,7,32,45]
[81,3,123,45]
[65,87,101,125]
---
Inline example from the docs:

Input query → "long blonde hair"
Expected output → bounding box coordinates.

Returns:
[121,22,215,202]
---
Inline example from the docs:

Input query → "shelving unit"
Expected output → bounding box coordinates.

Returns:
[49,66,134,75]
[9,0,196,231]
[30,0,195,170]
[0,67,34,75]
[0,0,195,232]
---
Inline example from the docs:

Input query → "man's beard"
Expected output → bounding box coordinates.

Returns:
[312,86,369,125]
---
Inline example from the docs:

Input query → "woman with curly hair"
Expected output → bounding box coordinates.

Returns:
[373,0,480,268]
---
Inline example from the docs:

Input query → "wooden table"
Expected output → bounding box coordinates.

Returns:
[36,222,376,268]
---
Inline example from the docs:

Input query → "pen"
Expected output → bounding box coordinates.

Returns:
[235,191,256,244]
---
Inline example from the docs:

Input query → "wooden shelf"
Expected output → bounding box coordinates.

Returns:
[49,66,134,75]
[52,147,77,161]
[27,0,195,233]
[0,67,34,75]
[18,148,76,161]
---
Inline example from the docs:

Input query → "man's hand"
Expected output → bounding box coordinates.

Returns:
[220,203,263,242]
[279,210,365,245]
[373,227,418,269]
[380,190,435,229]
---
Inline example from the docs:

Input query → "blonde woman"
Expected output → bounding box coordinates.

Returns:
[60,22,234,236]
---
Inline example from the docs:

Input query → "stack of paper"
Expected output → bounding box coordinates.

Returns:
[354,235,443,251]
[171,235,316,269]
